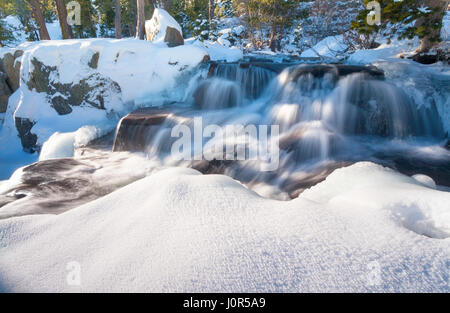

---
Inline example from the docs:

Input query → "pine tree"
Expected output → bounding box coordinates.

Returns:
[27,0,51,40]
[54,0,73,39]
[351,0,448,53]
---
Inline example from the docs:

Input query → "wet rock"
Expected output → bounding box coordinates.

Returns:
[113,107,189,152]
[286,64,384,81]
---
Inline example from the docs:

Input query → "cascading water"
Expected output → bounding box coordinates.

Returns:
[2,62,448,217]
[213,63,279,99]
[112,63,448,200]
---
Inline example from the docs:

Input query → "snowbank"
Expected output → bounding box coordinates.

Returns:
[300,35,348,60]
[0,162,448,292]
[347,38,420,65]
[190,39,243,62]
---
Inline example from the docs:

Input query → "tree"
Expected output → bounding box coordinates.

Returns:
[209,0,215,29]
[71,0,98,38]
[115,0,122,38]
[351,0,448,53]
[0,19,15,47]
[27,0,51,40]
[236,0,301,51]
[136,0,145,39]
[54,0,73,39]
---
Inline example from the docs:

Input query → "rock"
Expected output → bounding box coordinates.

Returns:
[113,107,189,152]
[51,96,73,115]
[164,26,184,47]
[0,71,12,113]
[15,117,38,153]
[145,8,184,47]
[28,57,121,113]
[286,64,384,81]
[0,50,23,92]
[88,52,100,69]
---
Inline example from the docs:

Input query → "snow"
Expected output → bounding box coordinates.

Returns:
[300,35,348,60]
[347,38,420,65]
[189,39,243,62]
[39,132,76,160]
[0,162,448,292]
[39,125,111,161]
[145,8,183,44]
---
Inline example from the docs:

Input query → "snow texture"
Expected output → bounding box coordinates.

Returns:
[0,162,448,292]
[300,35,348,60]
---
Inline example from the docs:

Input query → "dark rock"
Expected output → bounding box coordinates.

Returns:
[286,64,384,80]
[412,53,438,65]
[0,71,12,113]
[88,52,100,69]
[0,50,22,92]
[15,117,37,153]
[113,107,189,152]
[164,26,184,47]
[27,58,56,93]
[27,57,121,112]
[51,96,73,115]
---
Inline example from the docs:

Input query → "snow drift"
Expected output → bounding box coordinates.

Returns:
[0,162,448,292]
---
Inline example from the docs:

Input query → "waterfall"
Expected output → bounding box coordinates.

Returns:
[112,63,449,199]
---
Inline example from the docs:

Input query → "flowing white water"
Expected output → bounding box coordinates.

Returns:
[1,62,449,217]
[111,63,448,199]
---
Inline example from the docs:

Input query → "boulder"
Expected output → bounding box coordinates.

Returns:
[27,58,122,115]
[145,8,184,47]
[0,50,22,92]
[0,71,12,113]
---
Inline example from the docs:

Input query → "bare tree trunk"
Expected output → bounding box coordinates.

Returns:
[209,0,215,29]
[54,0,73,39]
[29,0,51,40]
[115,0,122,39]
[415,0,448,53]
[136,0,145,40]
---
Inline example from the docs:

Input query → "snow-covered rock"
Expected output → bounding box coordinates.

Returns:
[1,38,208,152]
[300,35,348,60]
[145,8,184,47]
[0,162,448,292]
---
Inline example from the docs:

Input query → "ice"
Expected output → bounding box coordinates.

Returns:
[0,162,448,292]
